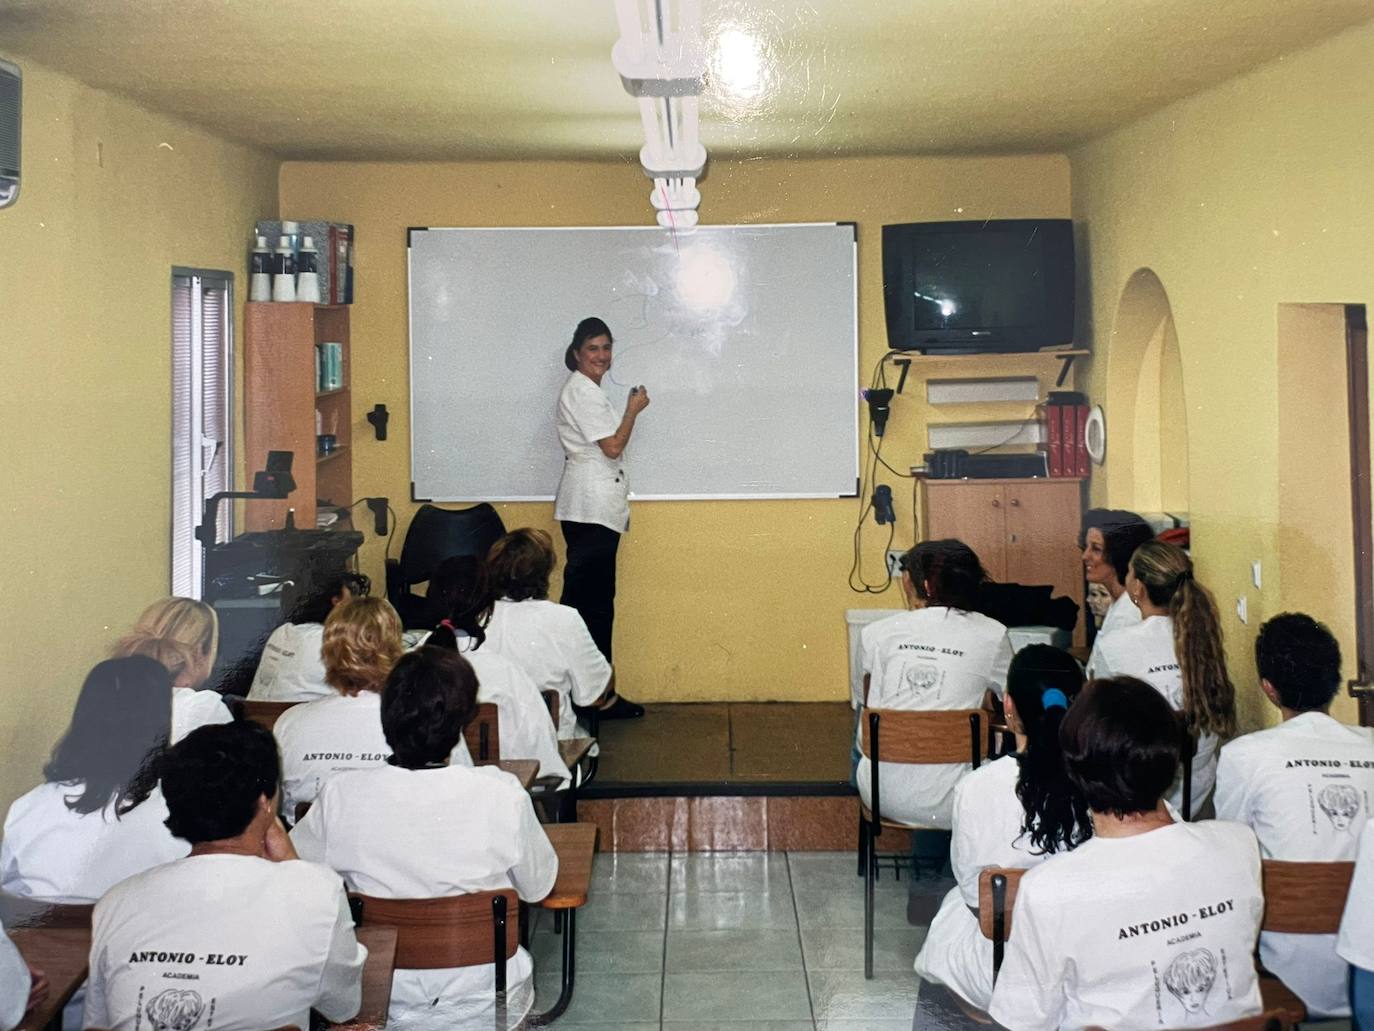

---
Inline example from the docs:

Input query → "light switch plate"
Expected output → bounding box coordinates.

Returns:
[1236,596,1249,625]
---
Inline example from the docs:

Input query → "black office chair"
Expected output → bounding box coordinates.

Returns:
[385,503,506,628]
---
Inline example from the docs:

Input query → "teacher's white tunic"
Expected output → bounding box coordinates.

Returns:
[554,371,628,533]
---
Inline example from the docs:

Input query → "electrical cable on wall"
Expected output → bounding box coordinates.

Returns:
[849,350,918,594]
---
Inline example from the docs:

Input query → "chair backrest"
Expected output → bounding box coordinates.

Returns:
[860,708,987,766]
[397,503,507,588]
[976,866,1024,983]
[1179,728,1196,821]
[0,891,93,929]
[1260,859,1355,934]
[541,689,559,729]
[237,699,300,732]
[353,890,519,975]
[462,702,502,764]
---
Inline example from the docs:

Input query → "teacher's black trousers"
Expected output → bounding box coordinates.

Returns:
[559,520,621,663]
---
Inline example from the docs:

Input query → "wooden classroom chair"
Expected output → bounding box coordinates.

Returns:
[858,705,990,979]
[1255,858,1356,1025]
[527,822,598,1025]
[976,866,1025,987]
[237,698,300,732]
[463,702,501,764]
[352,890,519,1028]
[0,891,92,930]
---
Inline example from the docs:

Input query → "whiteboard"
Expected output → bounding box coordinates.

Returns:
[407,224,858,501]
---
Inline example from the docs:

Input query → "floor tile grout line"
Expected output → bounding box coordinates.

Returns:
[659,848,673,1028]
[784,850,820,1030]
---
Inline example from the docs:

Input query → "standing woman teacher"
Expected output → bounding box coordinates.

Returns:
[554,317,649,719]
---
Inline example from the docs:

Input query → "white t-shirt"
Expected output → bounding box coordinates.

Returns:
[0,918,30,1031]
[857,606,1013,828]
[1,783,188,902]
[460,638,572,786]
[1214,711,1374,1016]
[988,820,1264,1031]
[273,692,395,820]
[171,686,233,743]
[1338,819,1374,971]
[482,599,611,740]
[292,763,558,1031]
[553,370,629,533]
[916,754,1073,1009]
[1087,615,1218,818]
[247,622,333,703]
[84,854,366,1031]
[1099,590,1143,637]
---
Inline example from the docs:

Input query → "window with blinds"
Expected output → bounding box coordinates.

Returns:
[171,271,233,598]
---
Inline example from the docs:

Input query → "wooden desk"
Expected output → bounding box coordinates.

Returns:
[10,927,90,1031]
[497,759,538,791]
[527,823,597,1026]
[557,738,595,771]
[326,924,397,1031]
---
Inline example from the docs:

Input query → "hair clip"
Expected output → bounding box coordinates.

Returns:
[1041,687,1069,711]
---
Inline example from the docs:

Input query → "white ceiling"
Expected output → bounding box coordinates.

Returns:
[1,0,1371,161]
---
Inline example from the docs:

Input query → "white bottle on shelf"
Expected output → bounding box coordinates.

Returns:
[296,235,322,303]
[271,235,297,302]
[249,235,272,302]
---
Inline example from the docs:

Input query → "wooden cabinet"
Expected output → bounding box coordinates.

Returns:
[922,477,1084,645]
[243,303,352,531]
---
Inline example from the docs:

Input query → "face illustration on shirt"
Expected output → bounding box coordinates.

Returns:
[1317,784,1361,831]
[146,988,206,1031]
[1163,948,1217,1016]
[899,660,941,701]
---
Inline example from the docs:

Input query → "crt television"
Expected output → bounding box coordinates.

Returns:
[881,218,1075,353]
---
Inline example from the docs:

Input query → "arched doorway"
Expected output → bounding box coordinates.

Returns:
[1104,268,1190,516]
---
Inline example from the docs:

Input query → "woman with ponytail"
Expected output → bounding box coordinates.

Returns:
[423,556,571,786]
[1087,540,1236,817]
[915,645,1090,1011]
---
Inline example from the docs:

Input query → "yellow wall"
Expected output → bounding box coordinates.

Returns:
[0,58,278,811]
[279,155,1071,703]
[1073,19,1374,727]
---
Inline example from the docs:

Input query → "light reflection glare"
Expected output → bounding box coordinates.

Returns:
[711,27,765,100]
[675,245,738,309]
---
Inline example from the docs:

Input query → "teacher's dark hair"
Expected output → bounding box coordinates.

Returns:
[1060,676,1182,818]
[1008,645,1091,855]
[381,646,479,768]
[45,656,172,817]
[564,317,613,371]
[161,721,280,843]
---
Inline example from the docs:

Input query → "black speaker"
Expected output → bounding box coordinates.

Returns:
[0,58,18,209]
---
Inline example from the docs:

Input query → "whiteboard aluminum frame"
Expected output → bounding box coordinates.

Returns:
[407,223,859,503]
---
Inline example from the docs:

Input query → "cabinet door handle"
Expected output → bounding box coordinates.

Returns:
[1009,498,1021,507]
[991,498,1001,508]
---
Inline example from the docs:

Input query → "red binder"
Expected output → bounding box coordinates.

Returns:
[1075,404,1090,477]
[1045,403,1064,477]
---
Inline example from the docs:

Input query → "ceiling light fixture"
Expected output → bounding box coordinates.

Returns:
[611,0,708,228]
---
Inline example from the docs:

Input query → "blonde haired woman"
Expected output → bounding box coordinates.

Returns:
[273,596,406,821]
[1087,540,1237,816]
[111,597,230,742]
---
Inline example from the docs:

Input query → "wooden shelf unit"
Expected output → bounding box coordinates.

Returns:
[244,303,352,532]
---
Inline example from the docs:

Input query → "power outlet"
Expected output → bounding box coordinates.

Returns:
[886,549,906,577]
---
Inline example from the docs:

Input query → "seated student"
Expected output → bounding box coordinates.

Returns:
[83,721,366,1031]
[478,529,618,740]
[1087,540,1236,817]
[915,645,1091,1011]
[1338,818,1374,1028]
[248,571,370,702]
[857,539,1013,827]
[273,596,405,819]
[1080,509,1155,638]
[1213,612,1374,1018]
[424,556,572,785]
[111,597,232,742]
[988,676,1264,1031]
[0,919,46,1031]
[2,657,188,902]
[292,646,558,1031]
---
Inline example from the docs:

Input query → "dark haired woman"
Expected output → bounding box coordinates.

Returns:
[480,528,621,742]
[293,646,557,1031]
[1088,540,1237,817]
[248,571,370,703]
[915,645,1091,1010]
[553,316,648,719]
[1,657,188,902]
[1080,509,1155,638]
[987,677,1263,1030]
[857,539,1014,827]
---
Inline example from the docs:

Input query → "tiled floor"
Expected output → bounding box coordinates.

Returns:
[530,850,944,1029]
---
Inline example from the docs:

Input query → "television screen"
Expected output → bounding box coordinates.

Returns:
[882,219,1076,353]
